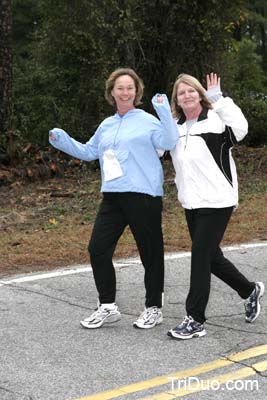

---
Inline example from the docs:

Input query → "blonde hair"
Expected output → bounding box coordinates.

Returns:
[105,68,144,107]
[171,73,212,119]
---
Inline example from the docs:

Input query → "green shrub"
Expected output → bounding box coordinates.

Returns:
[237,96,267,147]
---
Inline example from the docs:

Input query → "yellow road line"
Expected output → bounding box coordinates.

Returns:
[75,344,267,400]
[138,360,267,399]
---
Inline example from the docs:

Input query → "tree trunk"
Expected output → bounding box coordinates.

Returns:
[0,0,12,156]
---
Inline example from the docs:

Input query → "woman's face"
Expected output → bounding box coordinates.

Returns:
[111,74,136,112]
[176,82,202,113]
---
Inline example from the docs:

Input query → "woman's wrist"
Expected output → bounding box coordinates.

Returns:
[205,85,222,103]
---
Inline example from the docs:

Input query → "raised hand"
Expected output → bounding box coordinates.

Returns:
[156,94,164,104]
[206,73,221,91]
[49,131,57,141]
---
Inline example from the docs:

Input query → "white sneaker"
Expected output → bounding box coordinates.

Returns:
[80,302,121,329]
[133,306,163,329]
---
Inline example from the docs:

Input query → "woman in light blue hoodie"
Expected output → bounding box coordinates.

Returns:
[49,68,178,329]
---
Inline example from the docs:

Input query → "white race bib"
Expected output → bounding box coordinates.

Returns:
[103,149,123,181]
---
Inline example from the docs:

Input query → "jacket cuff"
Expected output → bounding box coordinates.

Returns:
[205,86,222,103]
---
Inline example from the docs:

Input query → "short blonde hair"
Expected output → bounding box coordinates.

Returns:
[105,68,144,107]
[171,74,212,119]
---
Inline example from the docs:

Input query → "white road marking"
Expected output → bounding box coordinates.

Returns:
[0,242,266,287]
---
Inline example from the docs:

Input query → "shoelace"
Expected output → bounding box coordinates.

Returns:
[244,299,256,312]
[89,305,112,320]
[180,316,193,328]
[240,288,255,307]
[139,307,157,322]
[244,288,256,308]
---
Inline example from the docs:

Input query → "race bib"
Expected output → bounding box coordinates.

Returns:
[103,149,123,181]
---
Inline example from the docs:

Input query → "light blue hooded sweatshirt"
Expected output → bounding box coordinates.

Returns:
[49,94,178,196]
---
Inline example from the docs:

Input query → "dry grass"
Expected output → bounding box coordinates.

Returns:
[0,146,266,278]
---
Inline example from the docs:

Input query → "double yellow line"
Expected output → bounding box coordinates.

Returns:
[75,344,267,400]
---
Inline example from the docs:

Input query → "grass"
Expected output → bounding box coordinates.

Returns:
[0,145,266,277]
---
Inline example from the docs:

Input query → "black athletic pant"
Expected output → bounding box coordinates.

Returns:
[184,207,255,324]
[88,192,164,308]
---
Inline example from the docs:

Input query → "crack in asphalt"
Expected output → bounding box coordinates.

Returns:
[206,320,266,335]
[0,282,90,310]
[225,356,267,378]
[0,385,34,399]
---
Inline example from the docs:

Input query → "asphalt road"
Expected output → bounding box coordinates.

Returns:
[0,242,266,400]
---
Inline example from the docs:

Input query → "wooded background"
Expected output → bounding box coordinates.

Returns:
[0,0,267,166]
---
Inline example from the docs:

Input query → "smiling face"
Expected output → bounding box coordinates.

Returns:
[111,75,136,114]
[176,82,202,117]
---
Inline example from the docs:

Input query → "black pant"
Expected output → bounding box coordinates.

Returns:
[184,207,255,324]
[88,192,164,308]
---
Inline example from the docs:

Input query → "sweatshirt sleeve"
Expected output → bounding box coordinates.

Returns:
[212,96,248,142]
[151,94,179,150]
[49,128,99,161]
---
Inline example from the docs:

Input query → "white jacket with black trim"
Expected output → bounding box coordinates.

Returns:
[170,96,248,209]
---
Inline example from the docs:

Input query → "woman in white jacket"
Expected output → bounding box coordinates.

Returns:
[164,73,264,340]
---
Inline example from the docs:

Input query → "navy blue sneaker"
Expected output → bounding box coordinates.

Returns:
[167,315,206,340]
[245,282,265,323]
